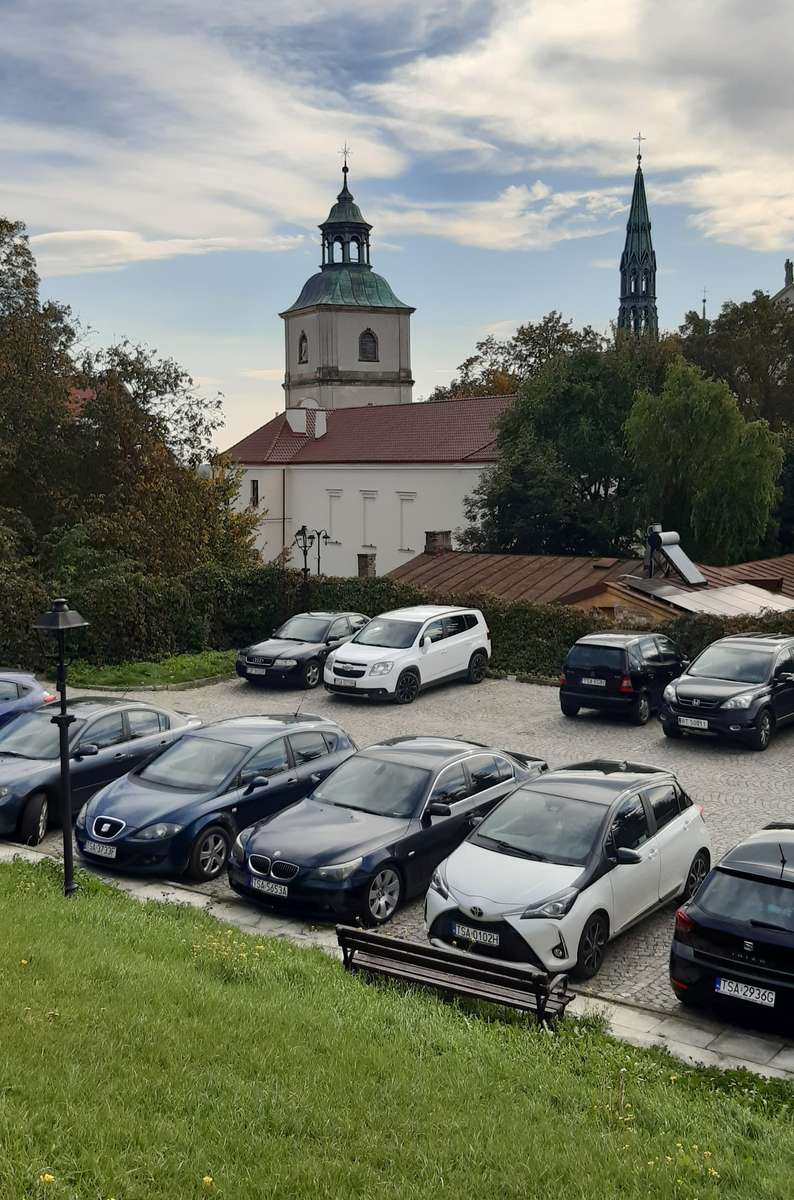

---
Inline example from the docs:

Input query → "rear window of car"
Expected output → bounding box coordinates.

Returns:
[567,644,626,671]
[0,680,20,701]
[698,870,794,931]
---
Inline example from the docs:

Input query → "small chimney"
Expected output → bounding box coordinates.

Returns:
[424,530,452,555]
[357,552,376,578]
[786,258,794,288]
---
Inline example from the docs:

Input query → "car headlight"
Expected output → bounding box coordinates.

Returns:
[369,661,394,676]
[430,863,449,900]
[0,786,12,801]
[275,658,298,669]
[663,684,677,703]
[129,822,183,841]
[721,692,757,710]
[521,887,578,919]
[310,857,363,881]
[325,652,335,668]
[230,827,254,864]
[237,649,248,660]
[76,801,89,829]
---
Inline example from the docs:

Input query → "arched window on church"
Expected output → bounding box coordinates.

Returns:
[349,238,360,263]
[298,331,308,364]
[641,275,647,294]
[359,328,378,362]
[333,237,344,263]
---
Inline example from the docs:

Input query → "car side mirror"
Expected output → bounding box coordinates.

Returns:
[680,659,691,669]
[244,774,269,794]
[421,636,430,651]
[310,771,323,785]
[468,813,484,827]
[72,743,99,759]
[615,846,642,865]
[426,801,451,818]
[776,671,794,683]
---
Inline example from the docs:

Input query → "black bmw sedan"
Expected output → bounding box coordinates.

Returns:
[236,611,369,690]
[227,737,547,925]
[76,714,356,881]
[0,699,201,846]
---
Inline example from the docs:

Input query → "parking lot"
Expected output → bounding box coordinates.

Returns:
[33,673,793,1014]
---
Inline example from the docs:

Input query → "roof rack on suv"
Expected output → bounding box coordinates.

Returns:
[763,822,794,831]
[726,631,787,639]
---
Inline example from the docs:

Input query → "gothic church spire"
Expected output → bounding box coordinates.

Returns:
[618,134,658,336]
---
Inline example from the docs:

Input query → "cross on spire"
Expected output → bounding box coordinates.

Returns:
[634,130,645,162]
[339,141,352,176]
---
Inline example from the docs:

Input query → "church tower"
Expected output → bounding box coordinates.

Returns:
[617,138,658,336]
[280,157,415,410]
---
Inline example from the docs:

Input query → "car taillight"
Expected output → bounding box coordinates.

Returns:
[675,908,695,940]
[42,692,56,703]
[559,672,567,686]
[619,674,634,694]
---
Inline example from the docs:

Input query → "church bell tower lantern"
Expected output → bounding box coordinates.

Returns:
[279,149,415,411]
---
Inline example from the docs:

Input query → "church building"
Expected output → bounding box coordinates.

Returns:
[617,142,658,335]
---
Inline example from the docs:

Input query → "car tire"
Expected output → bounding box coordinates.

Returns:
[682,850,710,901]
[574,912,609,979]
[630,692,651,725]
[662,720,683,739]
[360,865,403,925]
[302,659,321,690]
[560,699,580,718]
[18,791,49,847]
[673,988,699,1009]
[467,650,488,684]
[747,708,774,752]
[393,670,420,705]
[187,825,231,881]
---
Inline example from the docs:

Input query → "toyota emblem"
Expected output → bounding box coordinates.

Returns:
[470,906,484,918]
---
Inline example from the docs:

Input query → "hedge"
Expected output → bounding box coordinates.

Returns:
[2,562,793,680]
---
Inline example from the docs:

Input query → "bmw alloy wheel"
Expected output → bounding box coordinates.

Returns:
[367,868,401,923]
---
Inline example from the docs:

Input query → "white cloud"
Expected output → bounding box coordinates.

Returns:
[241,367,284,380]
[30,229,303,275]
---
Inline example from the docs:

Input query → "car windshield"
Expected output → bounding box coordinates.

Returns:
[139,735,246,791]
[0,710,85,760]
[312,754,431,818]
[274,617,330,643]
[567,644,625,671]
[688,645,773,684]
[473,788,605,866]
[352,618,422,649]
[698,870,794,933]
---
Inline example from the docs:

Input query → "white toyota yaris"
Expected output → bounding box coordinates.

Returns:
[425,760,713,978]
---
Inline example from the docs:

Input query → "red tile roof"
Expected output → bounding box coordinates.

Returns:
[225,396,512,465]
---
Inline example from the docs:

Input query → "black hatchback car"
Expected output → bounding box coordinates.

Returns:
[660,634,794,751]
[236,611,369,690]
[560,633,686,725]
[671,824,794,1017]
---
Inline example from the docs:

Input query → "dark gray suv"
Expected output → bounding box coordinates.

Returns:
[660,634,794,751]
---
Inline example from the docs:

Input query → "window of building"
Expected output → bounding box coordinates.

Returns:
[298,331,308,364]
[333,237,344,263]
[349,238,360,263]
[359,328,378,362]
[397,492,416,551]
[250,478,259,508]
[327,490,342,542]
[360,491,377,546]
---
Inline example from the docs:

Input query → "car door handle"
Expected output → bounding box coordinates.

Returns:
[112,752,129,760]
[287,777,298,785]
[645,847,659,859]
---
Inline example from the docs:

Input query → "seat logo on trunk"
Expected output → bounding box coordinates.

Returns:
[743,940,754,951]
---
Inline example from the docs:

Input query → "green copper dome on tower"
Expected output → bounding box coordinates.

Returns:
[618,135,658,336]
[282,163,413,314]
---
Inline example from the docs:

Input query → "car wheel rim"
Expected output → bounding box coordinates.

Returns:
[37,799,48,842]
[472,655,486,681]
[369,869,400,921]
[760,715,770,746]
[687,855,708,897]
[199,833,227,876]
[397,675,418,702]
[305,663,320,687]
[639,697,650,721]
[582,920,606,972]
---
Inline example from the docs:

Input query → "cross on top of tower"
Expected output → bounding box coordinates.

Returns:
[339,141,352,177]
[634,130,645,162]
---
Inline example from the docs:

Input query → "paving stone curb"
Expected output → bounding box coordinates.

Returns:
[41,672,237,693]
[3,843,792,1082]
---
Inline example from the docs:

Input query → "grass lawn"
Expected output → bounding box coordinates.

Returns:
[2,861,793,1200]
[68,650,236,688]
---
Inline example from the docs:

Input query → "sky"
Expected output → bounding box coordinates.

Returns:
[4,0,794,447]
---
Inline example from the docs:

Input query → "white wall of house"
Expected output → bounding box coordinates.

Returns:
[283,307,412,409]
[236,462,485,575]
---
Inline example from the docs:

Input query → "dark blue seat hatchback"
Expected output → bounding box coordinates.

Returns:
[76,714,356,881]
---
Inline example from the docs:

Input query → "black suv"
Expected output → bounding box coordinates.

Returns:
[660,633,794,752]
[670,825,794,1016]
[559,632,686,725]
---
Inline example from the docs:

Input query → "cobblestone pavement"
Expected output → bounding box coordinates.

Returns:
[34,673,794,1019]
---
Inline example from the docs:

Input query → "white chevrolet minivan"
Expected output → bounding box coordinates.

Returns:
[323,606,491,704]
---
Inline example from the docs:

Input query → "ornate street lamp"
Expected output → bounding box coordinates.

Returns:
[311,529,330,576]
[32,598,88,898]
[292,525,315,584]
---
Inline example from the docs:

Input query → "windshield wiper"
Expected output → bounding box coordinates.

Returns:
[750,919,794,933]
[0,750,32,758]
[482,837,546,861]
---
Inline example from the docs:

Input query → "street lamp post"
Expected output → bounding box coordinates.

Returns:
[32,598,89,898]
[292,525,315,584]
[311,529,330,576]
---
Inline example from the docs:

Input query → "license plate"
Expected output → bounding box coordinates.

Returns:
[84,840,117,859]
[247,666,268,676]
[249,876,288,897]
[581,677,606,687]
[334,678,356,688]
[715,977,775,1007]
[452,922,499,946]
[679,716,709,730]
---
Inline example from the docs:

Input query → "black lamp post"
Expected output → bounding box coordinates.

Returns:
[32,598,88,898]
[293,525,315,584]
[311,528,330,576]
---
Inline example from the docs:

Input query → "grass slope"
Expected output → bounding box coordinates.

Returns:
[1,860,792,1200]
[68,650,236,688]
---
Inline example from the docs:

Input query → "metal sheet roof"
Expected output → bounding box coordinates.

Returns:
[625,577,794,616]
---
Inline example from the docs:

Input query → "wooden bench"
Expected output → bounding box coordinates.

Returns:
[336,925,572,1024]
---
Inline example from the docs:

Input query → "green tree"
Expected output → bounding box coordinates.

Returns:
[626,358,783,563]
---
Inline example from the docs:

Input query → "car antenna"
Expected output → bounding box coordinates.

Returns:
[779,842,787,877]
[293,689,309,721]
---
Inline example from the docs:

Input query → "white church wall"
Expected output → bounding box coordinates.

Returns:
[283,308,411,409]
